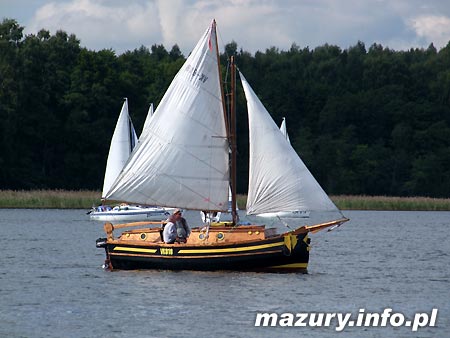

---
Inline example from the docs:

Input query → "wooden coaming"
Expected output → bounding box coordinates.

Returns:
[113,224,276,246]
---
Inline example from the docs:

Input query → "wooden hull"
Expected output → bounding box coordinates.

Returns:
[97,225,310,272]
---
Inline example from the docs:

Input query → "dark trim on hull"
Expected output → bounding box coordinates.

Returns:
[102,234,309,272]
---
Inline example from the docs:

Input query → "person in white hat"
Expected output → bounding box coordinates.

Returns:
[163,209,191,243]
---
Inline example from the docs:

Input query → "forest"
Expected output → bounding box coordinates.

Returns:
[1,18,450,198]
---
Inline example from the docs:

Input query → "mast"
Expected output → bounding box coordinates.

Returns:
[230,56,238,224]
[213,19,237,221]
[213,20,229,139]
[213,20,232,217]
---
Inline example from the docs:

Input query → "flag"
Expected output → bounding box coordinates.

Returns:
[208,29,213,51]
[208,20,215,51]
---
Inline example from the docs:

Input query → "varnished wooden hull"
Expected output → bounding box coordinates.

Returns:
[97,230,309,272]
[96,218,348,272]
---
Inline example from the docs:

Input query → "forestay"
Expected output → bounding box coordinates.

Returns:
[239,72,339,215]
[102,98,138,198]
[105,21,230,211]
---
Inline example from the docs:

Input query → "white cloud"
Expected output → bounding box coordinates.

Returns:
[15,0,450,56]
[26,0,161,53]
[153,0,301,54]
[157,0,184,47]
[409,15,450,48]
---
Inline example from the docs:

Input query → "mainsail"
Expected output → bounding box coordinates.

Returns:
[101,98,138,198]
[105,21,229,211]
[240,72,339,215]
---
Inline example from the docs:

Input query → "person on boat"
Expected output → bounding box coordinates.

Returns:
[163,209,190,243]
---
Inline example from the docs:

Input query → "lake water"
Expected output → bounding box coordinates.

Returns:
[0,209,448,337]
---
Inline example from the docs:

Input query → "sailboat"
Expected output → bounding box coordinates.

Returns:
[89,99,174,222]
[96,20,348,272]
[254,117,310,219]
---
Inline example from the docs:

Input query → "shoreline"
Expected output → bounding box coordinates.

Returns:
[0,190,449,211]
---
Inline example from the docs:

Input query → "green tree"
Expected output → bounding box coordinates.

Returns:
[0,19,24,187]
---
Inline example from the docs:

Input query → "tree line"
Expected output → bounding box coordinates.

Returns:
[1,18,450,198]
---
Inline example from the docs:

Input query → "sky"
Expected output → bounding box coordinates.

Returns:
[2,0,450,56]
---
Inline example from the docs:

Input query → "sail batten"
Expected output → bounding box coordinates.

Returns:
[240,72,339,215]
[105,21,229,211]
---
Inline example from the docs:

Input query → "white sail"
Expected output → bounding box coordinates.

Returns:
[240,72,338,215]
[141,103,154,138]
[101,98,138,198]
[280,117,291,144]
[105,21,230,211]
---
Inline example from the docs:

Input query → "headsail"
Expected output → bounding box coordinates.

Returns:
[280,117,291,144]
[105,21,230,211]
[141,103,154,138]
[101,98,138,198]
[239,72,339,215]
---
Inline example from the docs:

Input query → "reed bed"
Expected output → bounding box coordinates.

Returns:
[0,190,449,211]
[238,194,450,211]
[331,195,450,211]
[0,190,100,209]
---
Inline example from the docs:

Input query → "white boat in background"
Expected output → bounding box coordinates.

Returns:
[89,99,174,221]
[256,210,309,218]
[101,98,137,198]
[90,204,173,222]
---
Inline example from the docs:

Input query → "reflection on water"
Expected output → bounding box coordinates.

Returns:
[0,209,449,337]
